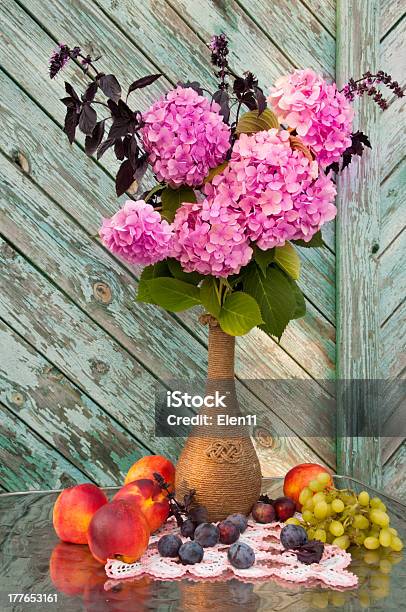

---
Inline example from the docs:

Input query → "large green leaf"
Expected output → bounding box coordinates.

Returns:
[292,231,323,248]
[274,243,301,280]
[146,277,201,312]
[244,265,296,339]
[136,262,171,304]
[167,259,203,285]
[219,292,263,336]
[289,279,306,319]
[236,108,279,135]
[253,246,275,277]
[200,277,221,318]
[161,186,196,222]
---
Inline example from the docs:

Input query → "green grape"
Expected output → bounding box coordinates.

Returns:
[378,502,387,512]
[331,499,344,513]
[303,497,315,510]
[298,487,313,505]
[316,472,331,486]
[329,520,344,537]
[353,514,370,530]
[364,536,380,550]
[314,528,327,542]
[325,503,333,517]
[313,492,326,505]
[285,517,301,526]
[379,559,392,574]
[358,491,370,506]
[307,527,316,539]
[370,510,390,528]
[370,496,383,509]
[333,535,350,549]
[379,528,392,547]
[326,532,335,544]
[309,479,322,492]
[314,501,329,519]
[390,536,404,552]
[302,509,315,523]
[353,532,367,546]
[389,527,398,536]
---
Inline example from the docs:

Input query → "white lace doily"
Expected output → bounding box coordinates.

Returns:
[105,517,358,589]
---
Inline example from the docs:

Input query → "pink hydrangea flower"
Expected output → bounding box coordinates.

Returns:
[141,86,230,187]
[204,129,336,249]
[171,199,252,277]
[99,200,172,265]
[268,69,354,167]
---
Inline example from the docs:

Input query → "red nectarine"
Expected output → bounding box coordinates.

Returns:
[87,500,150,564]
[53,483,108,544]
[113,478,170,533]
[124,455,175,491]
[283,463,332,510]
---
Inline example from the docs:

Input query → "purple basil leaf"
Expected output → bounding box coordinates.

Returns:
[233,77,246,95]
[241,91,257,110]
[128,74,161,95]
[83,81,98,103]
[213,89,230,123]
[85,120,105,156]
[64,108,79,144]
[128,137,139,167]
[133,153,148,183]
[98,74,121,102]
[64,81,79,101]
[293,540,324,565]
[117,99,133,119]
[79,103,97,135]
[114,138,125,161]
[97,138,115,160]
[180,81,203,95]
[107,99,120,117]
[115,159,135,196]
[325,161,340,174]
[107,118,131,141]
[60,96,76,108]
[254,86,267,114]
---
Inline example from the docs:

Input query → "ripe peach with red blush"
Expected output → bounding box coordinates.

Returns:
[53,483,108,544]
[113,478,170,533]
[283,463,332,510]
[124,455,175,491]
[87,500,150,564]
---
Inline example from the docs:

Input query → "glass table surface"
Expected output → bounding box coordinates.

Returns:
[0,477,404,611]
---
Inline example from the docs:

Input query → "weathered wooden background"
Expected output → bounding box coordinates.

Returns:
[0,0,404,499]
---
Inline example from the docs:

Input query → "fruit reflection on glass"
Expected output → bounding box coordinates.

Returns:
[49,542,105,596]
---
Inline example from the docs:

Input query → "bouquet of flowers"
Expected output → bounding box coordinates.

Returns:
[50,35,402,339]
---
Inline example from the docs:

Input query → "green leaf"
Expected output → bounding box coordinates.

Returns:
[167,259,203,285]
[253,246,275,277]
[161,186,196,222]
[219,292,263,336]
[292,231,323,248]
[203,162,228,184]
[200,277,221,318]
[289,279,306,319]
[146,277,201,312]
[274,243,301,280]
[144,183,165,202]
[244,265,296,339]
[136,262,171,304]
[236,108,279,135]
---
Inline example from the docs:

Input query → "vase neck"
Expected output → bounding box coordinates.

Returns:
[207,323,235,380]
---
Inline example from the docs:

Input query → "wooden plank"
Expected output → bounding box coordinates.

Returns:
[0,238,184,460]
[1,1,336,322]
[0,401,85,491]
[0,320,147,486]
[336,0,382,486]
[380,160,406,253]
[381,301,406,378]
[379,229,405,323]
[300,0,336,36]
[381,15,406,97]
[380,0,405,39]
[382,441,406,502]
[206,0,335,75]
[381,95,406,182]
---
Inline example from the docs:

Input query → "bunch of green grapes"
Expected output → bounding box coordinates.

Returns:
[285,472,404,552]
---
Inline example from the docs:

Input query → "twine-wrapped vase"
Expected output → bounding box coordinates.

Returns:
[175,318,262,521]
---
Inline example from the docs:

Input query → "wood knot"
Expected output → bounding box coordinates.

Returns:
[14,150,31,173]
[10,392,25,407]
[90,359,109,375]
[254,427,276,449]
[205,440,243,463]
[93,281,112,304]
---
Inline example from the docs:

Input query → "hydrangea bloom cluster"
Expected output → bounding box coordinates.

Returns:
[204,130,337,250]
[99,200,172,265]
[141,87,231,187]
[171,200,252,277]
[268,69,354,167]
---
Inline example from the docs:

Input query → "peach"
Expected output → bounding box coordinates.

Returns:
[124,455,175,491]
[49,542,105,596]
[283,463,332,510]
[113,478,170,533]
[87,500,150,564]
[53,483,108,544]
